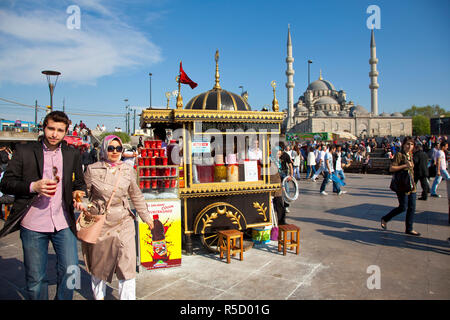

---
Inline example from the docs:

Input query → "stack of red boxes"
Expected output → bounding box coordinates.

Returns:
[138,140,178,191]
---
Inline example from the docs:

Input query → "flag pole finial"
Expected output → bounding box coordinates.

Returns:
[214,49,221,90]
[176,73,183,109]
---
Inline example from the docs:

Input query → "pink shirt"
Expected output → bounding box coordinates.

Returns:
[20,143,70,232]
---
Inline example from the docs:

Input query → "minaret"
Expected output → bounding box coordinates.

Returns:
[369,28,379,115]
[285,25,295,130]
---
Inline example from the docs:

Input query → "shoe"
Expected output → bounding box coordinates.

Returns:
[405,230,421,236]
[337,190,347,195]
[380,219,387,230]
[320,191,328,195]
[418,197,427,200]
[430,194,441,198]
[285,207,290,213]
[311,178,316,182]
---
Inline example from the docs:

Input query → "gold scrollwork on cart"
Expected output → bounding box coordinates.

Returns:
[252,202,268,222]
[194,202,247,235]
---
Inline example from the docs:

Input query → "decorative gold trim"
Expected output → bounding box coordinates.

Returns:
[173,109,284,123]
[193,202,247,234]
[253,202,268,222]
[179,183,280,198]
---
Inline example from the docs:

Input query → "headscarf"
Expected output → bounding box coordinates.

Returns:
[100,134,123,166]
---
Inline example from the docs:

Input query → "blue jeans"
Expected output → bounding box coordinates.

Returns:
[431,168,450,195]
[320,171,340,193]
[332,169,345,193]
[293,166,301,179]
[20,226,79,300]
[382,192,416,232]
[306,165,316,179]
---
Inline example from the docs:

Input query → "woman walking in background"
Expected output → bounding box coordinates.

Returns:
[306,146,316,179]
[381,136,421,236]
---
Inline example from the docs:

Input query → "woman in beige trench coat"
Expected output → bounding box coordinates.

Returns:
[82,135,154,300]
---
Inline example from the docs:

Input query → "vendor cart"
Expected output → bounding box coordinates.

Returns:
[139,51,284,254]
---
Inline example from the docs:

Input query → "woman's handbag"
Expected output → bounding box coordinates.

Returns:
[389,169,414,193]
[76,166,123,244]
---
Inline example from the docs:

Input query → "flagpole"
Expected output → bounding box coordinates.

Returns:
[176,61,183,109]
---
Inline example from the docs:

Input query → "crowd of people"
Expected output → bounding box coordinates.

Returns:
[0,109,448,300]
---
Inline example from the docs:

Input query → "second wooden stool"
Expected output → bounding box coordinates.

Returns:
[218,229,244,264]
[278,224,300,255]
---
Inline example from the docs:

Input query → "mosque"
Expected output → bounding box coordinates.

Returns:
[283,27,412,137]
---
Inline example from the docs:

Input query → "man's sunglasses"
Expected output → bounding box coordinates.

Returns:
[107,145,123,153]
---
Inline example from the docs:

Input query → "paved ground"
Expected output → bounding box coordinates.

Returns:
[0,173,449,300]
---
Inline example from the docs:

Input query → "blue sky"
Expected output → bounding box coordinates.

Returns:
[0,0,449,131]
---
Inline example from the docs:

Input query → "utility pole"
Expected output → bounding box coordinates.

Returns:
[63,98,65,113]
[35,100,38,128]
[133,109,136,134]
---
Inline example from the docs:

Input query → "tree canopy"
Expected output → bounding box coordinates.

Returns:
[402,105,450,118]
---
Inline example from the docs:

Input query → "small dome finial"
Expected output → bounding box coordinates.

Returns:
[214,49,221,90]
[271,80,279,112]
[319,69,323,80]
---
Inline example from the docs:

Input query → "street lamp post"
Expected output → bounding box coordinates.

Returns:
[124,99,129,134]
[239,86,244,95]
[149,73,152,109]
[307,60,312,86]
[41,70,61,112]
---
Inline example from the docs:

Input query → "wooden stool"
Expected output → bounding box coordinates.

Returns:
[278,224,300,256]
[3,204,12,221]
[218,229,244,264]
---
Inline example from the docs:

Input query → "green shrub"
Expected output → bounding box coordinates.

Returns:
[99,131,131,143]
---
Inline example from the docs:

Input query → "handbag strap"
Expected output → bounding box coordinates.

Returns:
[105,165,123,212]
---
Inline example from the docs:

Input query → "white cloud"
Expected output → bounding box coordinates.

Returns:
[0,2,162,85]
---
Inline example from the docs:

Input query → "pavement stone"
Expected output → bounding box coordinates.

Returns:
[0,173,449,300]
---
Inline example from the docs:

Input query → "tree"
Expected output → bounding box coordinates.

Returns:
[99,131,131,144]
[412,115,430,136]
[402,104,450,118]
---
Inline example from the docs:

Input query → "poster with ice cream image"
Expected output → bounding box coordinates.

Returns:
[138,199,182,270]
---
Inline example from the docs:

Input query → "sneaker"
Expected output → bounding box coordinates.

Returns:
[311,178,316,182]
[320,191,328,195]
[285,207,290,213]
[337,190,347,195]
[430,194,441,198]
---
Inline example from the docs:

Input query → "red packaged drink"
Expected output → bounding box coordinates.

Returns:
[151,214,168,264]
[144,140,151,149]
[139,169,144,177]
[145,180,150,189]
[160,148,165,157]
[162,157,168,165]
[145,158,150,166]
[152,179,157,189]
[164,168,170,176]
[139,181,144,189]
[141,149,147,157]
[156,140,162,149]
[154,150,159,157]
[150,157,156,166]
[147,149,153,158]
[151,168,157,176]
[149,140,156,149]
[138,158,144,166]
[144,168,150,176]
[170,179,177,188]
[164,180,170,189]
[171,167,177,176]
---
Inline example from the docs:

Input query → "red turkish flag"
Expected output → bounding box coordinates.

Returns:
[179,61,197,89]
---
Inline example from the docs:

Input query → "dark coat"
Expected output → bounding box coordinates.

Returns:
[0,141,86,238]
[413,150,429,178]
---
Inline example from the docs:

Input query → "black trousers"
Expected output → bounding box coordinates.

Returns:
[273,196,286,225]
[414,176,429,199]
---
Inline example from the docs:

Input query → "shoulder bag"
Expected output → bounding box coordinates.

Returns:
[389,154,414,193]
[76,166,123,244]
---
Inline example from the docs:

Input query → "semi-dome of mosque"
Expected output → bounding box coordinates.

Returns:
[391,112,403,117]
[328,111,338,116]
[315,96,339,105]
[350,105,369,116]
[339,110,349,117]
[315,110,326,117]
[380,112,391,117]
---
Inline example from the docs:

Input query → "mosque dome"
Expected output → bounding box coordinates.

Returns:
[315,110,326,117]
[350,105,369,116]
[297,105,308,112]
[307,79,336,91]
[315,96,339,105]
[380,112,391,117]
[328,111,338,116]
[391,112,403,117]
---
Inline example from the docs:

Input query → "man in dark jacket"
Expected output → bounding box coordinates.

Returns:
[413,144,429,200]
[0,111,86,300]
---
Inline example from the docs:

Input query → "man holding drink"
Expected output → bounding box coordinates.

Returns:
[0,111,86,300]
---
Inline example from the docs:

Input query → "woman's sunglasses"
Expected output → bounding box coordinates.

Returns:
[107,145,123,153]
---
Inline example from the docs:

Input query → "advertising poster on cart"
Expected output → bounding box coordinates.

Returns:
[138,199,182,270]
